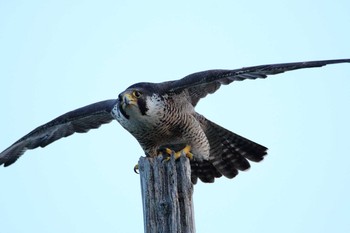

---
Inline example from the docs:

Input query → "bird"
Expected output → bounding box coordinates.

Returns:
[0,59,349,183]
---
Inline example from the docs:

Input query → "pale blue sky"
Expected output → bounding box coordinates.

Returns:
[1,1,349,233]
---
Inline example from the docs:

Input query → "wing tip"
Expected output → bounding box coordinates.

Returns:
[0,142,28,168]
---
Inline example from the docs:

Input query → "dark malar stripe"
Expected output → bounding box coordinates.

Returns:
[137,98,149,115]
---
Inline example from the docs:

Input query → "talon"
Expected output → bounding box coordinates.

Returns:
[157,147,174,161]
[161,150,173,162]
[157,145,193,161]
[157,147,173,156]
[164,148,173,155]
[134,164,139,174]
[174,151,182,160]
[180,145,193,160]
[185,151,193,160]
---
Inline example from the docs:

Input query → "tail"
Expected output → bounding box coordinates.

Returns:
[191,115,268,183]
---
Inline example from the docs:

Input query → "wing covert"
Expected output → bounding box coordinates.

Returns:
[168,59,350,106]
[0,99,118,167]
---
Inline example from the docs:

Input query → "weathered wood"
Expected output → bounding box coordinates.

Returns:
[138,154,195,233]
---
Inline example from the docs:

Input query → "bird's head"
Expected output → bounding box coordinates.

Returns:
[116,82,165,120]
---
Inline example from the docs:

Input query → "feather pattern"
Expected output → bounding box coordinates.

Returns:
[0,59,349,184]
[0,99,117,166]
[189,114,267,183]
[170,59,350,106]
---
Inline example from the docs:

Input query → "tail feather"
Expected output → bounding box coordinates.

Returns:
[190,160,222,184]
[192,114,268,182]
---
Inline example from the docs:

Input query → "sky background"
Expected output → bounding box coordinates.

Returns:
[0,0,349,232]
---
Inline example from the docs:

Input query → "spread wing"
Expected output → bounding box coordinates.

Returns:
[168,59,350,106]
[0,99,118,167]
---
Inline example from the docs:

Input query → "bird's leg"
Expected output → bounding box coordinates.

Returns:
[175,145,193,160]
[158,145,193,161]
[157,147,174,161]
[134,145,193,173]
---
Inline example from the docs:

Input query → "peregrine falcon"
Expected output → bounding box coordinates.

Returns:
[1,59,349,183]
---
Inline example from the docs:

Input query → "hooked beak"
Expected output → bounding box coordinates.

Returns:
[119,92,137,109]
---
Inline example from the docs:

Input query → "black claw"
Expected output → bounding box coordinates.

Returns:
[157,147,173,162]
[134,165,139,174]
[161,154,171,162]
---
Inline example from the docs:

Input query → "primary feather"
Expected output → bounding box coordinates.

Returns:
[1,59,349,183]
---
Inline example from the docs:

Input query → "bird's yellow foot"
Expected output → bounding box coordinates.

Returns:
[177,145,193,160]
[134,164,139,174]
[158,145,193,161]
[157,147,174,161]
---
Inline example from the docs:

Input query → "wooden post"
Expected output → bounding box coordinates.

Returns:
[138,153,195,233]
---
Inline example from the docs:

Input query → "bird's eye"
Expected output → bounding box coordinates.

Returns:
[133,90,142,98]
